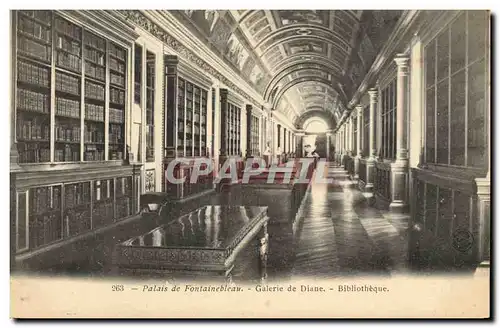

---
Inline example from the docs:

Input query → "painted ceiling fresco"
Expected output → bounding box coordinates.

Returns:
[172,10,403,126]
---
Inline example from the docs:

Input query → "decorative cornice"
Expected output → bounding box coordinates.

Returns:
[347,10,421,110]
[119,10,262,108]
[59,10,140,47]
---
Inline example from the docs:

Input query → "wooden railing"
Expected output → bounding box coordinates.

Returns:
[410,167,481,270]
[375,161,391,202]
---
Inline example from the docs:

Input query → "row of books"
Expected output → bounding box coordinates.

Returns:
[109,43,126,61]
[85,80,105,101]
[84,32,106,51]
[110,57,125,74]
[109,125,123,144]
[146,91,154,110]
[56,97,80,118]
[115,177,132,196]
[84,146,105,161]
[56,51,82,73]
[85,103,105,122]
[145,110,154,126]
[55,17,81,41]
[108,148,124,160]
[18,11,52,25]
[17,118,50,141]
[64,208,91,237]
[84,124,105,143]
[18,143,50,163]
[110,73,125,87]
[30,187,61,215]
[84,47,105,66]
[93,179,113,201]
[84,61,106,81]
[56,36,81,56]
[115,197,132,218]
[18,16,52,43]
[18,61,50,87]
[29,213,63,249]
[110,88,125,105]
[54,145,80,162]
[64,182,91,208]
[92,201,114,228]
[18,36,52,62]
[56,71,80,95]
[17,88,50,113]
[109,107,124,124]
[55,123,81,142]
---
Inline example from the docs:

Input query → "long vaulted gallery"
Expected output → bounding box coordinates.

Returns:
[9,10,490,282]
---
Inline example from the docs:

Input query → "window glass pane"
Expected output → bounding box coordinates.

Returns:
[437,29,450,81]
[450,70,466,165]
[468,11,488,64]
[425,41,436,89]
[436,79,449,164]
[467,59,486,168]
[450,13,467,74]
[425,88,435,163]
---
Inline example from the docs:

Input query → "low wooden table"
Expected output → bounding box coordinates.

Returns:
[113,205,269,282]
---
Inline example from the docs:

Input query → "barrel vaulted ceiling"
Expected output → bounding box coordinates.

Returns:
[171,10,403,128]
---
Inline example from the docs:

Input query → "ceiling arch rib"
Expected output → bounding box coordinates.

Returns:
[270,53,346,75]
[255,24,351,52]
[268,73,347,112]
[272,77,345,116]
[290,84,341,118]
[263,62,344,100]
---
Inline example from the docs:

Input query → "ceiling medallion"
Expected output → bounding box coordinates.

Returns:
[296,28,312,36]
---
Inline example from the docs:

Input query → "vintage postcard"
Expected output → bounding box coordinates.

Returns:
[9,9,491,318]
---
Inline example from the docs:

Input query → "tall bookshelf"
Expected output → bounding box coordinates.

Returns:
[251,114,259,156]
[175,77,208,157]
[16,10,52,163]
[145,51,155,162]
[227,102,241,156]
[83,30,106,161]
[177,78,185,156]
[108,42,127,160]
[201,89,207,156]
[14,11,129,164]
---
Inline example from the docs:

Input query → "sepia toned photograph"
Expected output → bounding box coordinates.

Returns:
[9,8,491,318]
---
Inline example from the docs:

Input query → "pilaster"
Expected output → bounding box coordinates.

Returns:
[163,55,179,192]
[354,105,363,181]
[245,104,253,158]
[389,54,410,213]
[365,88,378,194]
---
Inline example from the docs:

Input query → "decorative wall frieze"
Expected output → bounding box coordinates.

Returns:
[119,10,263,109]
